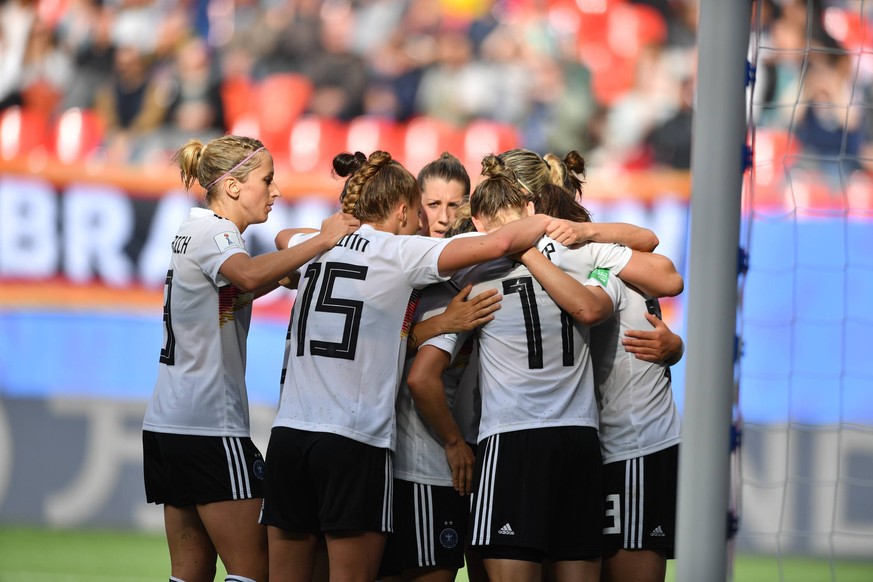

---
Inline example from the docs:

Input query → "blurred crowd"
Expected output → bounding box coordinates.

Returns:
[0,0,871,180]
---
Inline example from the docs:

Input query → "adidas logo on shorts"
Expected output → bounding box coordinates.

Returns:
[498,523,515,536]
[650,525,666,537]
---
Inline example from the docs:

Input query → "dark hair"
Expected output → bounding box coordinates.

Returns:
[417,152,471,198]
[535,184,592,223]
[333,150,418,223]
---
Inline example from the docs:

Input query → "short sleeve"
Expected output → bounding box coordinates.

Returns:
[197,222,249,284]
[422,329,474,362]
[585,268,625,315]
[397,235,453,288]
[587,242,633,274]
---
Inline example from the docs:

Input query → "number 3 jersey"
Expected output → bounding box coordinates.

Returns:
[451,235,631,443]
[274,225,452,451]
[143,208,254,437]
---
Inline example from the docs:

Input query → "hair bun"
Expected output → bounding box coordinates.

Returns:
[333,151,368,178]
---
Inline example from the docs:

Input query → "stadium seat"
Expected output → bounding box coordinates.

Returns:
[255,73,314,154]
[52,108,105,164]
[577,2,667,106]
[0,106,50,160]
[402,116,464,175]
[346,116,404,160]
[21,79,63,119]
[750,128,799,188]
[220,76,256,130]
[288,115,348,174]
[462,120,521,171]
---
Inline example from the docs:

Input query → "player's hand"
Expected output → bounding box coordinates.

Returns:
[545,219,590,248]
[439,285,502,332]
[318,212,360,246]
[445,441,475,496]
[622,312,684,364]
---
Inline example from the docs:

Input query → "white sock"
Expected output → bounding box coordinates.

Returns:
[225,576,257,582]
[169,578,186,582]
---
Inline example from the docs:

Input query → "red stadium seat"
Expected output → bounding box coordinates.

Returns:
[220,75,256,130]
[751,128,800,187]
[402,116,464,175]
[577,2,667,106]
[52,108,105,164]
[288,115,348,174]
[0,106,50,160]
[462,120,521,171]
[346,116,404,160]
[255,73,314,154]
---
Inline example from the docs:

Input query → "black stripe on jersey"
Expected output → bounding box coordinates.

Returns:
[414,483,436,567]
[623,457,645,549]
[471,434,500,545]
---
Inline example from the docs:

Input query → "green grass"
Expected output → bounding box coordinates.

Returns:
[1,526,872,581]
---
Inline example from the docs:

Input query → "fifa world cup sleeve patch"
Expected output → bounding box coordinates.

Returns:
[587,267,611,288]
[213,231,244,252]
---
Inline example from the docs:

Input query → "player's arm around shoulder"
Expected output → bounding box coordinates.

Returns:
[518,247,615,326]
[619,250,684,298]
[222,212,359,293]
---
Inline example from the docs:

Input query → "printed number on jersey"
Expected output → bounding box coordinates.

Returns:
[502,276,575,369]
[160,269,176,365]
[296,261,368,360]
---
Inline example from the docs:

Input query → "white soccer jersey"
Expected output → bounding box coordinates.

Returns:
[143,208,253,437]
[273,225,452,450]
[452,235,630,443]
[393,283,478,486]
[591,280,682,464]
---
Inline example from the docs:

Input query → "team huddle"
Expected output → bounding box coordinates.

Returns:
[142,135,684,582]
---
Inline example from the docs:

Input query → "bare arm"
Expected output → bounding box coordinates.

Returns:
[623,311,685,365]
[518,248,615,326]
[436,214,554,275]
[220,212,359,293]
[406,345,475,495]
[408,285,502,351]
[546,221,659,252]
[617,251,684,298]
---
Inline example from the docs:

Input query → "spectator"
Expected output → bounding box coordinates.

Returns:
[55,0,114,110]
[0,0,37,111]
[92,43,167,162]
[20,18,75,117]
[302,1,367,120]
[139,35,225,164]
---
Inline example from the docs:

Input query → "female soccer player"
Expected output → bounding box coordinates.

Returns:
[523,184,684,582]
[261,150,573,582]
[142,135,359,582]
[409,156,682,582]
[381,151,484,582]
[497,147,684,367]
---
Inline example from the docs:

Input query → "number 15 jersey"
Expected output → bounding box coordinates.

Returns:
[273,225,452,451]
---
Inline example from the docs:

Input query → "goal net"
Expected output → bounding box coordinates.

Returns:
[739,0,873,575]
